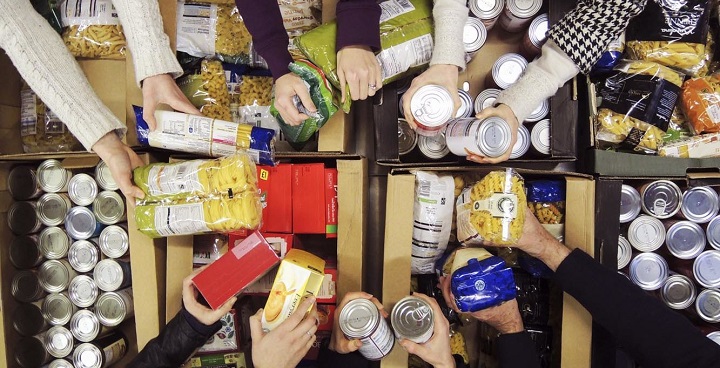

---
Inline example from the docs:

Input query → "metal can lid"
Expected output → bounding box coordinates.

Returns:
[469,0,503,20]
[73,343,102,368]
[418,132,450,159]
[708,216,720,250]
[666,221,706,260]
[641,180,682,219]
[617,236,632,270]
[65,206,98,240]
[8,201,40,235]
[15,335,49,368]
[525,99,549,123]
[463,17,487,53]
[39,260,73,293]
[12,270,44,302]
[629,252,668,291]
[661,274,696,310]
[391,296,434,343]
[96,291,129,327]
[492,54,528,89]
[38,193,71,227]
[339,298,381,339]
[93,191,125,225]
[69,275,99,308]
[398,118,418,156]
[707,331,720,345]
[49,359,74,368]
[8,166,40,200]
[507,0,543,19]
[619,185,642,223]
[410,85,455,128]
[530,119,550,155]
[99,225,129,259]
[476,117,512,158]
[12,303,46,336]
[474,89,501,115]
[10,235,42,269]
[70,310,100,342]
[43,292,75,326]
[47,326,74,358]
[94,259,125,292]
[38,159,71,193]
[696,289,720,323]
[510,124,531,159]
[68,240,100,273]
[39,227,70,260]
[456,89,474,118]
[694,250,720,288]
[627,215,666,252]
[528,14,549,48]
[681,187,719,223]
[68,174,98,207]
[95,161,118,191]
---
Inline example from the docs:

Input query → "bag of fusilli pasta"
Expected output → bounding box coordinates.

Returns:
[59,0,127,59]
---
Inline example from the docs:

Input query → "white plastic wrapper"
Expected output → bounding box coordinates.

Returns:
[412,171,454,274]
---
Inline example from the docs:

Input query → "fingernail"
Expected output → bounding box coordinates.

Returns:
[354,340,363,347]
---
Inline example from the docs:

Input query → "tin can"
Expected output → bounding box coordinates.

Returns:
[14,334,51,368]
[499,0,543,33]
[46,326,74,358]
[640,180,682,219]
[474,88,501,115]
[665,221,706,260]
[627,215,666,252]
[93,191,126,225]
[468,0,504,30]
[708,216,720,250]
[69,275,99,308]
[68,173,99,206]
[410,85,454,136]
[619,185,642,224]
[617,235,632,270]
[8,201,42,235]
[530,119,550,155]
[396,77,412,95]
[629,252,668,291]
[660,274,696,310]
[391,296,434,344]
[72,331,128,368]
[12,302,48,336]
[96,288,135,327]
[418,131,450,159]
[38,259,77,293]
[456,89,475,118]
[65,206,104,240]
[446,117,512,158]
[525,99,549,123]
[339,298,394,360]
[68,239,101,273]
[693,250,720,288]
[12,270,47,302]
[37,159,72,193]
[708,331,720,345]
[463,17,487,55]
[488,53,528,89]
[509,124,530,159]
[520,14,548,58]
[681,187,719,223]
[398,118,418,156]
[398,93,406,118]
[696,289,720,323]
[39,226,71,260]
[618,271,631,282]
[37,193,72,226]
[9,235,43,269]
[70,309,108,342]
[43,292,77,326]
[8,165,43,200]
[94,258,132,292]
[49,359,74,368]
[95,161,118,191]
[98,224,129,259]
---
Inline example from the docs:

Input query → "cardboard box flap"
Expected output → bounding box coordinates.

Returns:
[687,170,720,187]
[389,166,594,180]
[62,155,101,169]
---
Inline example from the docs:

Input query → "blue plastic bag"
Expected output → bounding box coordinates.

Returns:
[451,256,517,312]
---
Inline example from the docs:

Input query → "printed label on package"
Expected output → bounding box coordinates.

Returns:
[599,73,680,131]
[379,0,416,23]
[61,0,120,26]
[626,0,710,43]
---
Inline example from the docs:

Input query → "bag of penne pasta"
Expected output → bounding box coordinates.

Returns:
[59,0,127,59]
[177,1,252,64]
[625,0,712,77]
[595,60,685,154]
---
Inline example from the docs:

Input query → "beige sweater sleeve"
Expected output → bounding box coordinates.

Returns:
[112,0,183,86]
[0,0,125,151]
[430,0,468,70]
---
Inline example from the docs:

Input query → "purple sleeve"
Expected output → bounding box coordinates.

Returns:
[335,0,381,52]
[496,332,542,368]
[235,0,293,79]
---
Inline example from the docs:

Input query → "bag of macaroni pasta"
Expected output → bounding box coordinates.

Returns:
[625,0,712,77]
[20,82,81,153]
[177,1,252,64]
[411,171,454,275]
[230,67,280,137]
[456,169,526,246]
[59,0,126,59]
[178,59,236,121]
[681,73,720,134]
[595,61,685,153]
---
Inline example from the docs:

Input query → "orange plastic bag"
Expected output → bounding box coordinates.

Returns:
[681,74,720,134]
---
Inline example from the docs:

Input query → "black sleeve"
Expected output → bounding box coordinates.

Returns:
[317,347,369,368]
[128,309,222,368]
[496,332,542,368]
[555,249,720,368]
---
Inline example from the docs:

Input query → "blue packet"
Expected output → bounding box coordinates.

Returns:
[451,256,517,312]
[518,252,554,279]
[591,50,623,76]
[526,180,565,203]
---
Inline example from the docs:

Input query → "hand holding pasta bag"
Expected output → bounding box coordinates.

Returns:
[178,59,235,121]
[59,0,127,59]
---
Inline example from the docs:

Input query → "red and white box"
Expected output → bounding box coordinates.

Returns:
[317,267,337,304]
[325,168,338,239]
[238,233,294,296]
[292,164,326,234]
[257,164,293,233]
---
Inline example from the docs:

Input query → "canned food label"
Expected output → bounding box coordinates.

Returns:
[21,89,38,137]
[177,3,217,55]
[377,34,433,81]
[359,317,394,360]
[148,161,204,197]
[103,338,127,365]
[474,193,519,218]
[379,0,415,23]
[154,203,211,236]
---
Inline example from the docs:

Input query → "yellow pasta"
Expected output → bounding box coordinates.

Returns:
[240,76,273,106]
[63,24,126,59]
[20,82,81,153]
[627,40,705,77]
[215,5,252,60]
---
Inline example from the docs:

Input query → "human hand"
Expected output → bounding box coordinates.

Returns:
[466,104,519,164]
[274,73,317,126]
[402,64,460,129]
[91,132,145,201]
[398,293,455,368]
[330,291,387,353]
[250,297,318,368]
[141,73,201,131]
[337,45,383,102]
[184,266,237,325]
[516,208,570,270]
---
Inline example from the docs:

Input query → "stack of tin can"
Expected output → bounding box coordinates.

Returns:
[7,159,132,368]
[618,180,720,337]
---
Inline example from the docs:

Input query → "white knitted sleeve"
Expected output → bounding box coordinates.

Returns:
[429,0,468,70]
[112,0,183,86]
[0,0,126,151]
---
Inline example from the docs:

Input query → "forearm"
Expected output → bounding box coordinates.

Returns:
[236,0,293,79]
[429,0,467,69]
[496,332,542,368]
[0,0,125,151]
[335,0,381,51]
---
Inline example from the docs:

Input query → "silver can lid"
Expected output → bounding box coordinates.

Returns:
[69,275,99,308]
[39,260,74,293]
[641,180,682,219]
[507,0,543,19]
[530,119,550,155]
[65,206,99,240]
[68,174,98,207]
[8,201,40,235]
[666,221,706,260]
[12,303,46,337]
[43,292,76,326]
[38,159,71,193]
[696,289,720,323]
[629,252,668,291]
[99,225,129,258]
[456,89,474,118]
[660,274,696,310]
[70,310,101,342]
[708,216,720,250]
[707,331,720,345]
[68,240,100,273]
[410,85,455,128]
[681,187,719,223]
[510,124,531,159]
[627,215,666,252]
[474,88,501,115]
[12,270,45,302]
[37,193,71,227]
[8,166,41,200]
[339,298,381,339]
[46,326,74,358]
[73,343,103,368]
[469,0,503,20]
[418,132,450,159]
[619,185,642,223]
[49,359,75,368]
[477,117,512,158]
[15,335,50,368]
[391,296,434,343]
[94,259,126,292]
[463,17,487,53]
[398,118,418,156]
[694,250,720,288]
[525,99,549,123]
[96,291,130,327]
[528,14,549,48]
[93,191,125,225]
[39,227,70,260]
[95,160,118,191]
[492,53,528,89]
[10,235,43,269]
[617,235,632,270]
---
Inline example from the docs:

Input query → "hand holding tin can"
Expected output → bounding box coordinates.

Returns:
[465,104,521,164]
[332,292,388,356]
[402,65,462,134]
[395,293,457,368]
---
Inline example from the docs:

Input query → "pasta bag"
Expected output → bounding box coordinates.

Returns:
[681,73,720,134]
[178,59,234,121]
[20,82,81,153]
[411,171,454,274]
[60,0,127,59]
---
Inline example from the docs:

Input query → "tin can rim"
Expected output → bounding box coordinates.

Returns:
[493,54,528,89]
[666,221,706,259]
[39,260,71,293]
[474,88,501,115]
[99,225,130,259]
[469,0,503,19]
[8,166,40,200]
[627,215,666,252]
[506,0,543,18]
[94,259,124,292]
[696,289,720,322]
[617,235,632,270]
[8,201,40,235]
[398,118,418,155]
[708,216,720,250]
[531,119,550,154]
[510,124,531,159]
[38,159,71,193]
[39,227,70,260]
[73,343,102,368]
[68,174,99,207]
[694,250,720,288]
[456,90,474,118]
[43,292,74,325]
[661,274,696,310]
[619,185,642,223]
[68,240,99,273]
[69,275,99,308]
[418,132,450,159]
[12,270,43,302]
[681,187,719,223]
[463,17,487,53]
[629,252,668,290]
[93,191,126,225]
[46,326,74,358]
[338,298,381,339]
[410,85,455,128]
[49,359,75,368]
[37,193,71,227]
[96,292,128,327]
[65,206,98,240]
[528,14,549,47]
[10,235,42,269]
[70,310,100,342]
[640,180,682,219]
[390,296,434,342]
[477,117,512,157]
[95,161,119,191]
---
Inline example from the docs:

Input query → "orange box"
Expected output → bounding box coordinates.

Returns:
[293,164,326,234]
[257,164,293,233]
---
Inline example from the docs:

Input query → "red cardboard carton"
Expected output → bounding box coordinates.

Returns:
[292,164,326,234]
[257,164,293,233]
[325,168,338,238]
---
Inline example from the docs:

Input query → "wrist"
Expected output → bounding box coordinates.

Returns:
[91,131,122,154]
[495,319,525,335]
[435,357,456,368]
[535,239,571,271]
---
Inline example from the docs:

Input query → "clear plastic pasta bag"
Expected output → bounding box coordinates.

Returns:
[20,82,81,153]
[681,73,720,134]
[178,59,234,121]
[60,0,126,59]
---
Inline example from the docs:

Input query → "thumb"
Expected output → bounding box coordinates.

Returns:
[399,339,423,356]
[209,296,237,321]
[250,309,265,342]
[475,107,496,120]
[342,339,363,353]
[169,97,202,116]
[143,103,158,131]
[296,84,317,113]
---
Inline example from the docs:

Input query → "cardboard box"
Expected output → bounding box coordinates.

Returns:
[317,266,337,304]
[316,304,336,332]
[293,164,326,234]
[257,165,293,233]
[238,233,294,295]
[325,168,338,238]
[188,352,247,368]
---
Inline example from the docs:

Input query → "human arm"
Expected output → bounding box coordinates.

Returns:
[251,297,318,368]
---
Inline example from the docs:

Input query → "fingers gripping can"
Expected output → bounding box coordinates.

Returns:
[390,296,434,344]
[446,117,512,158]
[410,85,455,137]
[339,299,394,360]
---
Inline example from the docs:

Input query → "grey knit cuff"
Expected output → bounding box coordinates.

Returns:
[430,13,468,70]
[83,123,127,152]
[495,63,559,123]
[132,46,183,86]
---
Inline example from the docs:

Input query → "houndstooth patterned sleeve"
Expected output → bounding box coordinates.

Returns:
[548,0,647,74]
